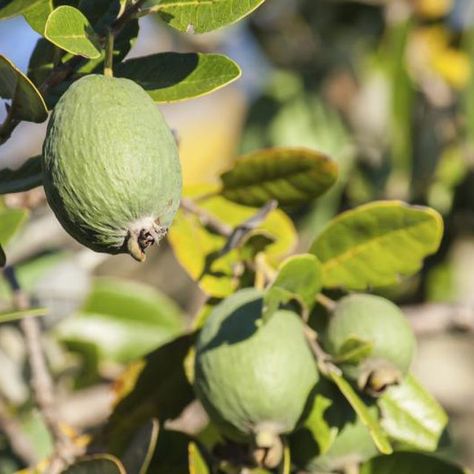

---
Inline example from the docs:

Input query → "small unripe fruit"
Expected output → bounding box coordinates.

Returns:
[194,288,318,467]
[324,294,416,395]
[42,74,182,261]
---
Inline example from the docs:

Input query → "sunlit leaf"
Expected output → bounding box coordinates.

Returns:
[311,201,443,290]
[23,0,52,34]
[221,148,338,207]
[145,0,266,33]
[115,53,241,103]
[44,5,101,58]
[263,254,322,321]
[168,186,297,298]
[188,442,210,474]
[378,373,448,451]
[0,0,43,20]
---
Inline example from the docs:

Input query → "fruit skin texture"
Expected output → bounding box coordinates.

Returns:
[42,74,181,261]
[194,288,319,443]
[325,294,416,394]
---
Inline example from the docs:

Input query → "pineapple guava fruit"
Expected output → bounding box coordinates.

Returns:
[42,74,181,261]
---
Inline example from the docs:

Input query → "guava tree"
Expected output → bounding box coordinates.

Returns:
[0,0,468,473]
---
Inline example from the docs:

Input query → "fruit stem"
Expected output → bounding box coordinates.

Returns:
[104,27,114,78]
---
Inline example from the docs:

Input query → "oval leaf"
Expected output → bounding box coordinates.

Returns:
[221,148,338,207]
[360,452,467,474]
[115,53,241,103]
[63,454,126,473]
[121,418,159,474]
[0,55,48,123]
[23,0,52,34]
[263,254,322,321]
[329,371,392,455]
[0,0,43,19]
[378,373,448,451]
[56,278,184,363]
[44,6,101,59]
[311,201,443,290]
[0,156,43,194]
[146,0,266,33]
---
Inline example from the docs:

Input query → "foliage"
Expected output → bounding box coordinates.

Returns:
[0,0,471,473]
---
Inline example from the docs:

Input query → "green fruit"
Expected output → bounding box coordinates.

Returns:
[291,383,378,472]
[42,74,181,261]
[194,288,318,463]
[325,294,416,395]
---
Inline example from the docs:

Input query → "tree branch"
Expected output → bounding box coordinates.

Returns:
[0,396,37,467]
[2,266,79,472]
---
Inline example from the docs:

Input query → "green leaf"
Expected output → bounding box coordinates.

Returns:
[0,307,46,323]
[0,208,28,248]
[115,53,241,103]
[263,254,322,321]
[311,201,444,290]
[334,336,373,365]
[378,373,448,451]
[329,371,392,455]
[56,278,184,363]
[0,55,48,123]
[168,186,297,298]
[220,148,338,207]
[44,5,101,59]
[121,419,159,474]
[102,334,195,455]
[360,452,467,474]
[145,0,266,33]
[23,0,52,34]
[63,454,126,473]
[0,156,43,194]
[0,0,43,20]
[188,442,210,474]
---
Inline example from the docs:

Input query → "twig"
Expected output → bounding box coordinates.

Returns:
[303,325,341,376]
[316,293,337,311]
[181,198,232,236]
[0,396,37,466]
[2,266,79,472]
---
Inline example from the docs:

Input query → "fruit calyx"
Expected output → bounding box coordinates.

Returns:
[357,358,403,397]
[126,217,167,262]
[251,430,283,469]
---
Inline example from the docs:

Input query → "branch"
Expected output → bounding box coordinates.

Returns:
[303,325,341,377]
[2,266,79,472]
[181,197,232,237]
[0,396,37,466]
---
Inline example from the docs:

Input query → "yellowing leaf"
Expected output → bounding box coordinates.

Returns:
[168,187,297,297]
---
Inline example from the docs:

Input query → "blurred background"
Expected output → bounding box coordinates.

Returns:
[1,0,474,471]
